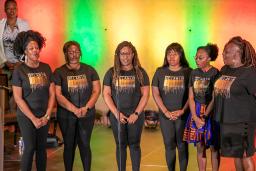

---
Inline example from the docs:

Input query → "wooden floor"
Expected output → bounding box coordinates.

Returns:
[4,124,256,171]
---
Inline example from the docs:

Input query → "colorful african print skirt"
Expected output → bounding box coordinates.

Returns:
[183,101,215,147]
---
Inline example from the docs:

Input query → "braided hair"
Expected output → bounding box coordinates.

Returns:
[113,41,144,85]
[225,36,256,67]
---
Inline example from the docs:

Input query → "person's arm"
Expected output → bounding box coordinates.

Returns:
[173,99,189,118]
[127,85,150,124]
[188,87,204,128]
[152,86,171,118]
[40,83,56,125]
[204,92,214,117]
[12,85,42,128]
[81,80,101,116]
[102,85,127,124]
[55,85,81,117]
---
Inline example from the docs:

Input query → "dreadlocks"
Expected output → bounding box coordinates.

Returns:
[113,41,144,85]
[225,36,256,67]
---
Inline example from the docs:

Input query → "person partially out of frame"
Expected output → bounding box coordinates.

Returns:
[0,0,30,76]
[214,36,256,171]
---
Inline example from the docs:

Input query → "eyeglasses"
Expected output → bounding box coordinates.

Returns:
[120,52,132,56]
[68,51,80,55]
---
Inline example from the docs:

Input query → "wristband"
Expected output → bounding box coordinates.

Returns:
[44,114,50,120]
[134,112,139,116]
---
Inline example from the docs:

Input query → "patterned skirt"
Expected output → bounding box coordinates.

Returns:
[183,101,216,147]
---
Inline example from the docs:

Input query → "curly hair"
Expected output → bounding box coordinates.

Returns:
[197,43,218,61]
[113,41,144,85]
[13,30,46,57]
[162,42,189,68]
[224,36,256,67]
[63,40,82,63]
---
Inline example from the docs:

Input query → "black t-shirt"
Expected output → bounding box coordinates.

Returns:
[12,62,53,117]
[214,65,256,123]
[103,67,149,116]
[152,67,192,120]
[54,63,99,117]
[189,67,219,104]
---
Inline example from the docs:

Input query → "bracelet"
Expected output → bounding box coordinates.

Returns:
[87,107,91,112]
[44,114,50,120]
[134,112,139,116]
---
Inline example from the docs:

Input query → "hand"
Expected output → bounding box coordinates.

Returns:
[166,111,178,120]
[14,61,22,68]
[172,109,184,118]
[127,113,138,124]
[116,112,128,124]
[73,107,82,118]
[31,117,43,129]
[80,107,88,117]
[163,110,171,118]
[5,62,15,70]
[193,117,205,129]
[170,112,178,120]
[40,116,49,126]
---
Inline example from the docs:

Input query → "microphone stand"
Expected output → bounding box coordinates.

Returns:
[116,77,122,171]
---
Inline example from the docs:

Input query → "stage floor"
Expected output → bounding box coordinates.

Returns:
[4,124,256,171]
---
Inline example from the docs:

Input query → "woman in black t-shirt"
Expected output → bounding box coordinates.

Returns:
[214,36,256,171]
[12,30,55,171]
[103,41,149,171]
[152,43,191,171]
[183,44,220,171]
[54,41,101,171]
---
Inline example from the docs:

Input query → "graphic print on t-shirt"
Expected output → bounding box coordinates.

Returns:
[193,76,210,96]
[214,75,236,98]
[28,72,48,91]
[67,74,88,93]
[163,76,184,94]
[115,76,135,93]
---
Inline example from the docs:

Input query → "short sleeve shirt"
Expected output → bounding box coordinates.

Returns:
[54,63,99,117]
[152,67,192,120]
[189,67,219,104]
[103,67,149,115]
[12,62,53,117]
[214,65,256,123]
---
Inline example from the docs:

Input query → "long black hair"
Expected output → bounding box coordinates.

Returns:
[162,43,189,68]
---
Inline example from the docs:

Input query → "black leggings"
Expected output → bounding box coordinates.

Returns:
[109,113,144,171]
[17,114,49,171]
[58,113,95,171]
[159,114,188,171]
